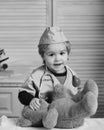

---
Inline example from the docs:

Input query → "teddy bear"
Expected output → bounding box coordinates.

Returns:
[17,79,98,129]
[42,79,98,128]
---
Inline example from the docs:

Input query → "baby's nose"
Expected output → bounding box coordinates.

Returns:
[55,54,61,61]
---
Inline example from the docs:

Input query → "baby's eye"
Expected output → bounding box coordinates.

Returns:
[60,51,66,55]
[48,53,54,57]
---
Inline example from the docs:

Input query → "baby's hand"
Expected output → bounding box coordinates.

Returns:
[29,98,41,111]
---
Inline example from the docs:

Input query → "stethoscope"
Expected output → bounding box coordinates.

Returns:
[64,66,81,87]
[39,65,81,88]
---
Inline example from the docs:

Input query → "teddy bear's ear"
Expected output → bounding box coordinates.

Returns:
[72,75,81,87]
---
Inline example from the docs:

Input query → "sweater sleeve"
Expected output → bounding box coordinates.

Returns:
[18,66,45,105]
[18,75,39,105]
[18,91,34,105]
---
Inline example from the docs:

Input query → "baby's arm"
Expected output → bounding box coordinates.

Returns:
[18,74,39,106]
[18,71,43,111]
[18,91,41,111]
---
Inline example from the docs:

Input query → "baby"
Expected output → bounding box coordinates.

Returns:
[17,27,98,127]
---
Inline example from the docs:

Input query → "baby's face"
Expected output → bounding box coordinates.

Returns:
[43,42,69,74]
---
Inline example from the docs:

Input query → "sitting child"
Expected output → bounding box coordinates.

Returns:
[17,26,98,128]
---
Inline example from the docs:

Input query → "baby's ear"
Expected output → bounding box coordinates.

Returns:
[72,76,81,87]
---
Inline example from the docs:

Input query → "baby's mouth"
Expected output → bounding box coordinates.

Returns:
[54,63,62,66]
